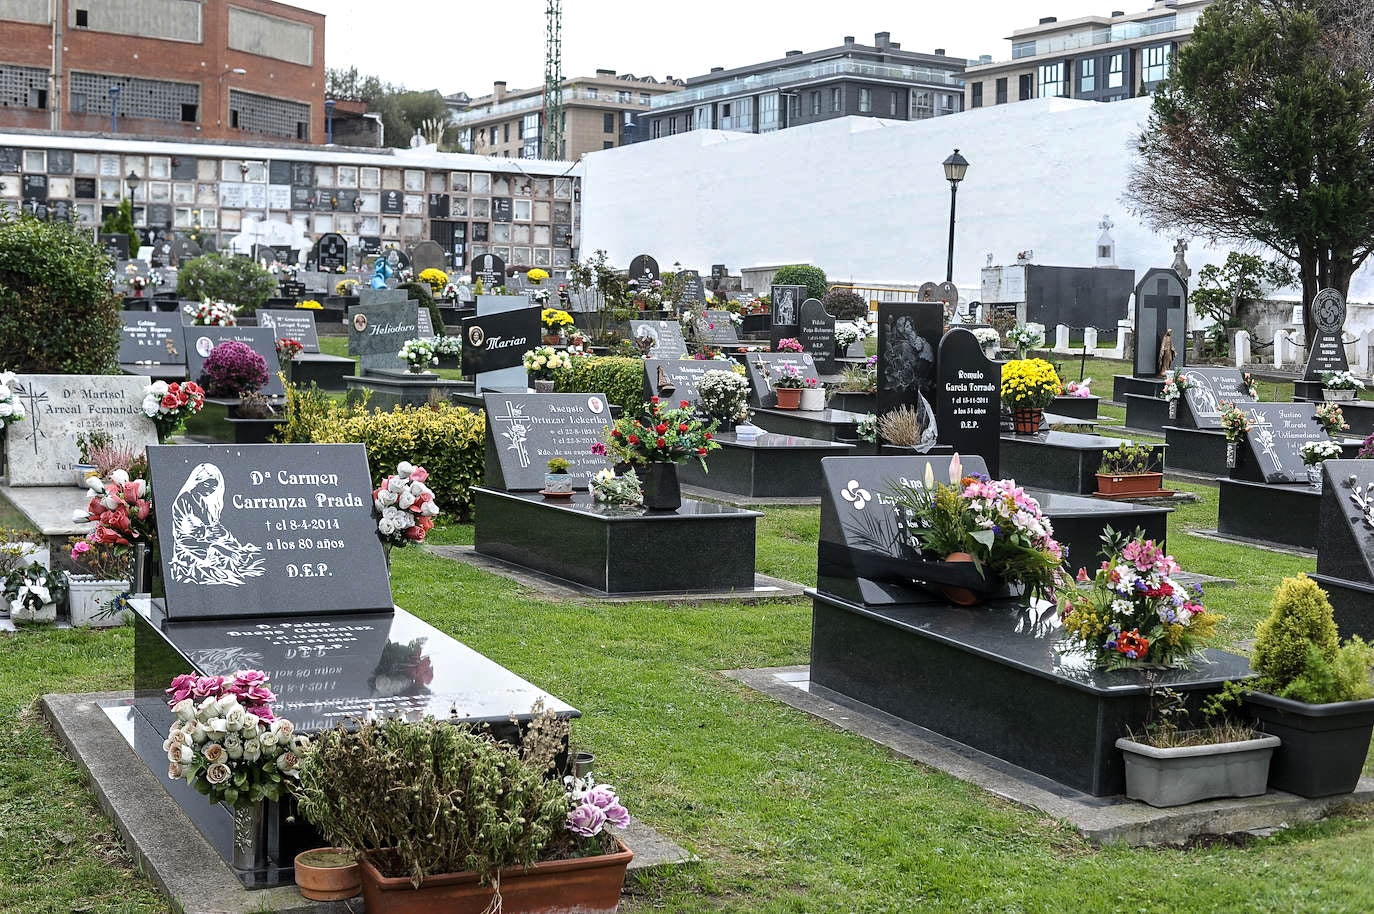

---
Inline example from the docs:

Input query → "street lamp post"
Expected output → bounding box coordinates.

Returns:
[109,85,122,133]
[942,148,969,284]
[217,67,247,130]
[124,170,141,199]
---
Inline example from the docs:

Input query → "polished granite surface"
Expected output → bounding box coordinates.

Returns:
[475,486,763,521]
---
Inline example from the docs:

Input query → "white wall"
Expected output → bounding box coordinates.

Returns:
[581,97,1373,306]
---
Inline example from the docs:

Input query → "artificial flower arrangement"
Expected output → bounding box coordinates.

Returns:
[696,369,751,424]
[1064,379,1093,398]
[604,397,719,469]
[1316,402,1350,436]
[1159,369,1193,402]
[628,277,666,310]
[1000,358,1061,409]
[397,338,438,373]
[75,470,156,551]
[1219,402,1254,443]
[1322,370,1364,391]
[526,267,550,284]
[885,457,1065,604]
[1242,372,1259,400]
[296,299,324,310]
[200,341,268,398]
[1005,324,1043,356]
[418,268,448,295]
[530,286,552,306]
[127,273,152,292]
[1059,529,1220,670]
[775,338,804,353]
[684,348,733,362]
[335,278,359,296]
[0,370,27,427]
[433,336,463,358]
[142,379,206,443]
[441,281,463,300]
[856,412,879,444]
[162,671,306,808]
[589,467,643,506]
[564,773,632,842]
[184,299,239,327]
[1300,439,1343,466]
[3,562,68,622]
[274,338,304,363]
[834,321,872,350]
[523,345,573,380]
[373,462,439,548]
[540,308,575,332]
[972,327,1002,350]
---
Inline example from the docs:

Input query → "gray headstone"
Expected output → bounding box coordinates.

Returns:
[409,240,446,274]
[690,310,741,345]
[629,320,688,360]
[1239,402,1323,484]
[935,329,1000,475]
[745,352,819,408]
[482,393,612,491]
[256,310,321,354]
[679,270,707,308]
[1181,367,1257,429]
[770,284,805,349]
[1133,268,1188,377]
[6,375,158,486]
[643,359,730,406]
[184,327,286,397]
[799,298,837,374]
[1303,288,1350,381]
[120,312,186,365]
[347,299,421,376]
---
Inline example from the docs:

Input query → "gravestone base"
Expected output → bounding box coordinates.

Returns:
[1294,380,1326,401]
[181,398,286,445]
[473,488,761,596]
[1123,394,1172,433]
[809,590,1252,797]
[999,431,1162,496]
[345,371,468,410]
[1049,395,1100,422]
[287,353,354,391]
[828,391,875,414]
[1032,490,1170,572]
[1308,574,1374,642]
[751,407,864,442]
[438,304,474,327]
[1112,375,1166,404]
[1162,427,1232,476]
[676,434,855,499]
[1217,479,1320,550]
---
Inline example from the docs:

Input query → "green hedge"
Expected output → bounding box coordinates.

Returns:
[177,253,276,313]
[399,281,447,337]
[771,264,828,301]
[553,356,646,412]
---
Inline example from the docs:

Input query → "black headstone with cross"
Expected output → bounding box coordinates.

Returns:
[1133,268,1187,377]
[1236,402,1323,484]
[1303,288,1350,381]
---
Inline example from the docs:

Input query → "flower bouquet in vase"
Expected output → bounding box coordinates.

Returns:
[523,346,572,393]
[1218,402,1253,469]
[142,380,206,444]
[183,298,239,327]
[1159,370,1193,420]
[1315,401,1349,437]
[1300,439,1342,491]
[373,462,440,560]
[604,398,719,510]
[398,338,438,375]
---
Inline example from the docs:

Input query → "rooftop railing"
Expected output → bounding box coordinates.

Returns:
[649,58,965,109]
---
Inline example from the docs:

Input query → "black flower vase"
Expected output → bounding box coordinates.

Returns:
[641,462,682,511]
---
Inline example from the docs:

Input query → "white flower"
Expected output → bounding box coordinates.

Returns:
[149,381,169,397]
[110,469,130,485]
[397,461,413,476]
[378,517,397,536]
[204,762,231,786]
[172,699,197,722]
[270,718,294,738]
[213,694,240,716]
[99,495,118,510]
[397,490,416,510]
[72,509,91,523]
[242,739,261,762]
[387,477,406,493]
[223,706,245,731]
[377,489,397,507]
[420,500,439,517]
[259,730,279,749]
[0,404,11,419]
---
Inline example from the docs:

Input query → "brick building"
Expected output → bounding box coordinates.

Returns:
[0,0,326,144]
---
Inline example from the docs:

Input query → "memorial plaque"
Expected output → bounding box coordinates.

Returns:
[799,298,837,374]
[99,233,130,261]
[184,327,285,397]
[314,233,349,272]
[471,252,506,287]
[120,312,186,365]
[1303,288,1350,380]
[268,160,293,185]
[689,310,741,345]
[818,453,989,606]
[5,374,157,486]
[291,187,315,211]
[482,393,612,490]
[348,299,420,375]
[461,307,540,376]
[409,240,446,273]
[360,236,383,256]
[171,156,197,180]
[256,310,321,353]
[628,320,687,360]
[1240,402,1323,484]
[146,443,393,620]
[75,177,97,199]
[935,329,1001,476]
[770,284,805,349]
[416,306,435,339]
[381,190,404,215]
[491,197,513,223]
[47,150,73,175]
[642,359,731,406]
[1133,268,1188,377]
[678,269,707,308]
[427,193,450,218]
[876,301,942,416]
[147,203,173,227]
[745,352,819,408]
[1181,367,1257,430]
[628,254,660,287]
[0,147,19,173]
[22,174,48,202]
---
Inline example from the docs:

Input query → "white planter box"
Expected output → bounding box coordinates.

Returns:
[1323,389,1358,401]
[68,575,130,628]
[800,387,826,411]
[10,600,57,623]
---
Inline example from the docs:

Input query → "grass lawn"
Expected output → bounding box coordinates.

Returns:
[4,355,1374,913]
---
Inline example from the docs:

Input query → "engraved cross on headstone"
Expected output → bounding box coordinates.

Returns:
[1145,277,1181,336]
[1245,407,1282,475]
[490,400,531,469]
[13,381,47,455]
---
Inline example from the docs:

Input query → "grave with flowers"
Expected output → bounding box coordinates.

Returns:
[255,308,354,392]
[1122,367,1270,476]
[91,442,579,887]
[344,289,466,408]
[745,353,869,443]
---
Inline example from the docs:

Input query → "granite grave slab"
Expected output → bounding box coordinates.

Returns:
[119,312,186,366]
[347,296,419,375]
[1000,430,1158,495]
[643,358,731,406]
[461,306,541,391]
[690,310,741,346]
[769,284,805,349]
[6,374,157,486]
[799,298,836,374]
[483,392,612,490]
[935,328,1001,475]
[183,326,285,397]
[1217,478,1319,550]
[255,309,321,353]
[1233,402,1323,484]
[744,352,820,408]
[629,320,688,360]
[677,433,854,499]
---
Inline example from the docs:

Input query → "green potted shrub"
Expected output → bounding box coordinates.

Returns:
[1243,575,1374,797]
[294,714,633,914]
[1095,443,1164,496]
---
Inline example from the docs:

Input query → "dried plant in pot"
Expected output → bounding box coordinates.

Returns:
[876,404,937,454]
[236,391,277,420]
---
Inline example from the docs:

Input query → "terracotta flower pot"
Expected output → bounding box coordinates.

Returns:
[294,847,361,902]
[1011,407,1043,435]
[941,552,982,606]
[359,841,633,914]
[775,388,803,410]
[1094,472,1164,496]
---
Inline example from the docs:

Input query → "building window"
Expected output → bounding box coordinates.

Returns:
[0,65,51,110]
[521,112,540,158]
[858,88,871,113]
[720,102,733,129]
[889,90,898,115]
[1080,59,1095,94]
[503,123,510,142]
[1019,74,1032,101]
[995,78,1008,105]
[1012,40,1035,59]
[1037,62,1065,98]
[938,93,957,116]
[830,87,841,112]
[810,90,820,115]
[70,72,201,124]
[1143,45,1171,83]
[652,119,663,139]
[1108,53,1125,89]
[616,90,631,103]
[788,93,800,121]
[75,8,88,28]
[733,97,753,131]
[639,92,651,105]
[489,126,497,146]
[603,112,614,133]
[759,92,779,132]
[971,83,983,108]
[913,90,933,119]
[603,140,614,149]
[693,103,711,129]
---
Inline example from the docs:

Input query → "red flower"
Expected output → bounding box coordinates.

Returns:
[678,423,689,432]
[403,525,426,541]
[167,382,181,395]
[650,396,660,404]
[704,432,713,440]
[656,437,666,447]
[696,447,707,455]
[1115,630,1150,659]
[611,428,623,438]
[160,394,179,409]
[628,434,640,445]
[655,423,668,434]
[679,400,690,408]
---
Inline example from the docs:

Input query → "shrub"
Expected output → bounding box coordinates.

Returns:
[200,341,269,397]
[177,253,276,313]
[772,264,828,301]
[99,199,135,240]
[398,281,446,337]
[554,356,646,413]
[822,288,868,321]
[0,209,121,373]
[1252,575,1341,694]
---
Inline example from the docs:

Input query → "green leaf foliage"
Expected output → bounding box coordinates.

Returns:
[1252,574,1344,694]
[176,253,276,313]
[554,356,648,413]
[771,264,828,301]
[821,287,868,321]
[0,208,121,373]
[398,280,446,336]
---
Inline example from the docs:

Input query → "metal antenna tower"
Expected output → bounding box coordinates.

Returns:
[542,0,564,159]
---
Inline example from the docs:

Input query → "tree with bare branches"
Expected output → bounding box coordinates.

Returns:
[1125,0,1374,340]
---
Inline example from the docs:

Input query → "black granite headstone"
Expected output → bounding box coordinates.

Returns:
[256,310,321,353]
[744,352,819,408]
[22,173,48,202]
[492,198,513,223]
[147,204,173,227]
[75,177,97,199]
[99,233,130,261]
[643,359,729,405]
[482,393,612,490]
[313,233,349,272]
[471,252,506,287]
[876,301,942,416]
[629,320,688,359]
[1318,460,1374,583]
[679,270,707,309]
[799,298,836,374]
[381,190,403,215]
[460,307,541,375]
[629,254,660,287]
[1239,402,1323,484]
[183,326,285,397]
[268,160,292,185]
[0,147,19,173]
[146,443,393,620]
[427,193,450,218]
[1181,367,1257,430]
[120,313,185,365]
[770,284,805,349]
[818,453,989,606]
[690,310,741,346]
[348,298,420,375]
[1303,288,1350,381]
[360,236,383,256]
[1133,268,1188,377]
[935,329,1001,475]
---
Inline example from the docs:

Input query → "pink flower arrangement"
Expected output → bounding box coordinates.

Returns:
[165,669,278,721]
[563,775,631,840]
[373,462,440,547]
[77,471,155,549]
[1065,379,1093,398]
[776,338,804,353]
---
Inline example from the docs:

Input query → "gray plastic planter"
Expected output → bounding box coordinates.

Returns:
[1244,691,1374,797]
[1116,733,1280,807]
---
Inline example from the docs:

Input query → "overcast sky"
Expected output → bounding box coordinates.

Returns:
[296,0,1117,95]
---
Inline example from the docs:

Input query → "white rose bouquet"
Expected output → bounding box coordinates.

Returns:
[183,299,239,327]
[398,338,438,373]
[0,371,27,427]
[522,345,572,381]
[372,462,440,548]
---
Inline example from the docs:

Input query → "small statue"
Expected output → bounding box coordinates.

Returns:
[370,256,393,290]
[1157,328,1176,377]
[655,365,676,400]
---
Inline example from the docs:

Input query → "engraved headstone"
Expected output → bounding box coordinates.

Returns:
[1238,402,1324,484]
[1180,367,1257,430]
[184,326,285,397]
[770,284,805,349]
[99,233,130,261]
[120,312,186,365]
[461,307,541,389]
[1303,288,1350,380]
[876,301,942,417]
[409,240,446,274]
[628,254,660,288]
[5,375,157,486]
[642,359,730,405]
[679,269,707,309]
[1133,268,1188,377]
[348,297,420,375]
[799,298,837,374]
[256,310,321,354]
[628,320,688,360]
[745,352,819,408]
[690,310,741,346]
[482,393,612,490]
[471,252,506,288]
[146,443,392,620]
[313,233,349,272]
[935,328,1001,475]
[416,306,435,339]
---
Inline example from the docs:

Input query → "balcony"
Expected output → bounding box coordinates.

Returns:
[450,88,648,125]
[649,59,965,110]
[990,10,1203,67]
